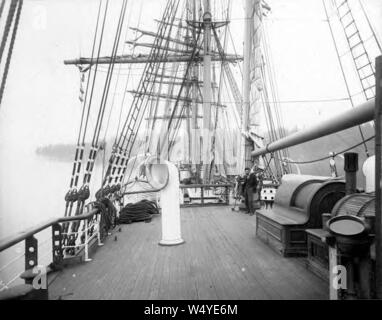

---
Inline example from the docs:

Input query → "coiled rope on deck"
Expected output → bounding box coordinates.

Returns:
[93,198,117,235]
[118,200,159,224]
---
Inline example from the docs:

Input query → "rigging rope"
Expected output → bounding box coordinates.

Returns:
[0,0,22,108]
[64,0,128,247]
[0,0,17,65]
[132,1,182,161]
[74,0,109,192]
[282,135,375,165]
[153,6,191,158]
[109,0,181,186]
[227,26,243,79]
[93,0,127,147]
[69,0,102,191]
[145,6,189,156]
[209,4,230,179]
[0,0,5,19]
[323,0,370,157]
[166,30,202,153]
[116,0,180,150]
[84,0,127,187]
[145,14,185,155]
[64,0,106,223]
[262,22,290,165]
[102,0,134,145]
[106,2,144,187]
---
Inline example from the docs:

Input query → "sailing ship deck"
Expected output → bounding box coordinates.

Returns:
[49,206,328,300]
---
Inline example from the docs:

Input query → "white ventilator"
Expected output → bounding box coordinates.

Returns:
[362,156,375,193]
[145,157,184,246]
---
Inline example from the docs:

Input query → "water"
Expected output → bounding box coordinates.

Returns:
[0,150,104,288]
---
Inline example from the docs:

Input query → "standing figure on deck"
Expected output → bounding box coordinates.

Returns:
[244,165,258,215]
[329,152,338,178]
[254,165,264,209]
[234,175,243,199]
[242,167,250,211]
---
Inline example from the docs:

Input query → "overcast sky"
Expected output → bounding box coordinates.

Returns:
[0,0,381,155]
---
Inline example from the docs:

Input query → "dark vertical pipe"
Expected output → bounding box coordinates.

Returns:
[375,55,382,299]
[344,152,358,195]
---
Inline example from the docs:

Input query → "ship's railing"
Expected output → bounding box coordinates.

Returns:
[61,214,103,263]
[121,185,161,208]
[180,183,233,207]
[120,182,233,207]
[121,180,160,203]
[0,208,101,292]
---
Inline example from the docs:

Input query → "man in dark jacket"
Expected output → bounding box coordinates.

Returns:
[241,167,250,190]
[244,166,258,215]
[242,167,250,210]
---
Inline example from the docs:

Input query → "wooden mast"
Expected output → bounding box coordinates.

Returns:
[191,0,201,182]
[243,0,255,169]
[202,0,212,183]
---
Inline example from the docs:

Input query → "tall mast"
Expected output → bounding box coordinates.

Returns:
[191,0,201,181]
[185,5,192,166]
[202,0,212,182]
[243,0,255,169]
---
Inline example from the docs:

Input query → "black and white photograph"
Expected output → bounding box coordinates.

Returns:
[0,0,381,305]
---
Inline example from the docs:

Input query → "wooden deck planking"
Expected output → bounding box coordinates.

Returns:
[127,223,159,299]
[206,214,274,299]
[216,211,324,299]
[196,211,265,299]
[49,206,328,300]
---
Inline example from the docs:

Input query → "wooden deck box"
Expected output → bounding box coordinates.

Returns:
[306,229,330,281]
[256,174,345,257]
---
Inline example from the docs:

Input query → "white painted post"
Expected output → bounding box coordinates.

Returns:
[97,220,104,247]
[159,161,184,246]
[329,245,338,300]
[363,155,375,192]
[84,219,92,262]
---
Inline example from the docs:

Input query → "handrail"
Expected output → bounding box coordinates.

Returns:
[121,183,233,194]
[122,188,162,196]
[0,209,100,253]
[180,183,233,206]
